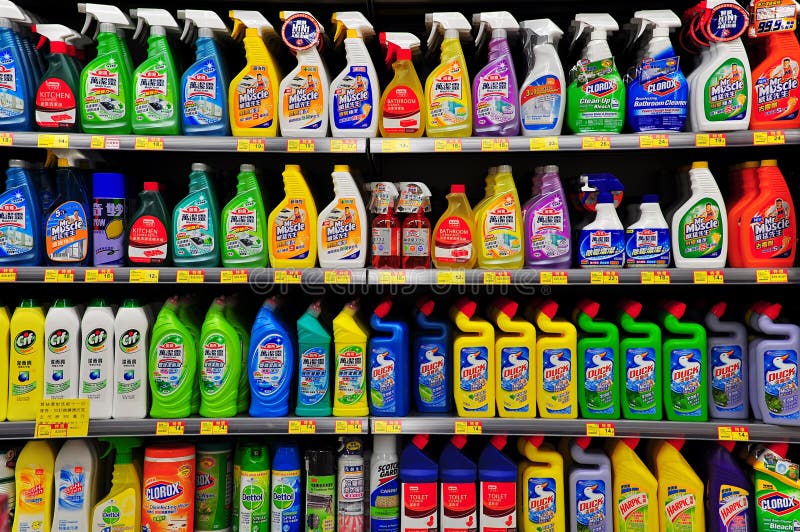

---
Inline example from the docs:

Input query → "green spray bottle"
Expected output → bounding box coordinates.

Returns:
[225,295,251,414]
[173,163,220,267]
[237,442,270,532]
[221,164,268,268]
[129,9,181,135]
[149,296,197,418]
[199,297,241,418]
[574,299,620,419]
[659,300,708,421]
[296,300,333,417]
[618,300,662,420]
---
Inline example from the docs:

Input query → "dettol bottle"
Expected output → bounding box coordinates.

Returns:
[400,434,438,532]
[649,439,705,531]
[618,300,662,420]
[574,299,620,419]
[44,299,81,400]
[474,165,524,269]
[0,160,42,266]
[248,297,294,417]
[149,296,197,418]
[451,297,495,417]
[173,163,220,267]
[519,19,565,135]
[200,297,241,418]
[238,442,270,532]
[488,296,536,417]
[13,440,56,532]
[318,165,368,268]
[296,300,332,417]
[379,32,425,137]
[79,298,115,419]
[333,300,369,417]
[91,438,143,532]
[53,439,98,532]
[706,302,748,420]
[127,182,170,266]
[413,296,450,414]
[439,436,477,531]
[221,164,268,268]
[566,437,612,532]
[113,299,149,419]
[8,299,45,421]
[478,436,517,531]
[659,301,708,421]
[432,184,476,269]
[268,164,317,268]
[518,436,565,532]
[424,12,473,136]
[271,443,301,532]
[0,305,8,420]
[606,438,659,531]
[369,298,410,417]
[706,441,753,532]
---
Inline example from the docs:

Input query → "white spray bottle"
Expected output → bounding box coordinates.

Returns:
[318,165,368,268]
[519,19,565,136]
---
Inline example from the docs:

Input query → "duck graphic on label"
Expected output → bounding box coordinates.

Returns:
[764,350,800,418]
[500,348,530,412]
[585,348,615,414]
[543,349,572,414]
[370,348,396,410]
[576,480,606,528]
[670,350,702,416]
[626,348,657,413]
[528,478,557,524]
[460,347,489,412]
[711,346,744,412]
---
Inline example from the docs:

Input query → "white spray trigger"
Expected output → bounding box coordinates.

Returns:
[472,11,519,48]
[425,12,471,49]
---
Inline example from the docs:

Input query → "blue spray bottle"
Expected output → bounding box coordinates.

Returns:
[0,159,41,265]
[478,435,517,531]
[45,152,91,266]
[248,297,295,417]
[177,10,229,135]
[369,298,410,417]
[400,434,438,532]
[440,435,478,531]
[413,296,451,414]
[0,1,34,130]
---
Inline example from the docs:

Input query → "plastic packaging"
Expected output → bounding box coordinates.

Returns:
[0,160,42,265]
[578,191,625,267]
[7,299,45,421]
[625,194,671,267]
[52,439,98,532]
[173,163,220,267]
[333,300,369,417]
[236,442,269,532]
[127,182,170,265]
[523,164,571,269]
[32,24,81,131]
[195,441,233,532]
[369,298,410,417]
[338,437,365,532]
[296,300,332,417]
[528,300,577,419]
[451,297,495,417]
[706,302,748,420]
[412,297,450,414]
[618,300,662,420]
[142,443,196,532]
[44,299,81,400]
[199,297,241,418]
[369,435,399,532]
[91,437,143,532]
[400,434,438,532]
[439,435,477,531]
[149,296,197,418]
[379,32,425,137]
[606,438,658,530]
[432,184,476,269]
[706,441,753,532]
[248,297,293,417]
[478,436,516,531]
[519,19,565,135]
[518,436,565,532]
[566,438,612,532]
[472,11,519,136]
[474,165,523,269]
[221,164,267,268]
[318,165,368,268]
[79,298,115,419]
[269,164,317,268]
[660,301,708,421]
[574,299,620,419]
[45,154,90,265]
[0,2,34,131]
[13,440,55,532]
[488,297,536,417]
[649,439,705,531]
[754,303,800,425]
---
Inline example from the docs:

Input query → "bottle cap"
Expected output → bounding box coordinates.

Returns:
[719,440,735,452]
[538,299,558,319]
[451,435,468,450]
[575,437,591,450]
[620,300,643,319]
[416,296,435,317]
[596,191,613,204]
[412,434,429,449]
[8,160,25,168]
[491,296,518,319]
[453,297,477,318]
[145,443,196,460]
[92,172,125,198]
[451,184,465,194]
[742,161,760,168]
[191,163,210,172]
[768,442,789,458]
[622,437,639,450]
[761,159,778,167]
[52,298,72,308]
[667,438,685,452]
[642,194,659,203]
[576,299,600,319]
[144,181,159,192]
[709,302,727,318]
[543,164,559,173]
[526,435,544,448]
[764,303,782,321]
[661,300,686,319]
[240,163,256,173]
[490,435,507,451]
[373,298,393,318]
[691,161,709,169]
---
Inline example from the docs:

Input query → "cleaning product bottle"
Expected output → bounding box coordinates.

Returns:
[619,300,662,420]
[172,162,219,267]
[195,441,233,532]
[472,11,519,136]
[45,152,92,266]
[305,448,336,532]
[248,297,294,417]
[519,19,565,135]
[91,438,143,532]
[706,441,753,532]
[271,443,301,532]
[706,302,748,420]
[77,3,133,134]
[368,182,401,269]
[53,439,98,532]
[113,299,149,419]
[397,182,432,269]
[370,435,399,532]
[268,164,317,269]
[518,436,565,532]
[523,164,571,269]
[672,161,728,268]
[236,442,269,532]
[566,438,612,532]
[566,14,625,134]
[13,440,55,532]
[338,437,365,532]
[199,297,241,418]
[31,24,81,131]
[606,438,659,530]
[177,10,229,135]
[754,302,800,425]
[228,10,280,137]
[574,299,620,419]
[129,9,180,135]
[529,299,577,418]
[79,298,115,419]
[474,165,524,269]
[660,301,708,421]
[439,436,477,532]
[432,184,476,269]
[451,297,495,417]
[221,163,267,268]
[578,191,626,267]
[488,296,536,417]
[0,1,33,130]
[7,299,45,421]
[0,305,9,420]
[149,296,197,418]
[296,300,332,417]
[91,171,126,267]
[400,434,438,532]
[318,165,368,268]
[369,298,410,417]
[413,296,450,414]
[127,182,170,265]
[379,32,425,137]
[44,299,81,400]
[747,301,771,421]
[278,11,329,137]
[625,194,671,267]
[141,443,196,532]
[478,436,516,531]
[0,160,42,265]
[330,12,379,137]
[750,442,800,529]
[424,12,472,137]
[333,300,369,417]
[650,438,705,531]
[728,161,759,267]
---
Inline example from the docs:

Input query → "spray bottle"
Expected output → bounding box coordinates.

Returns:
[519,19,565,136]
[471,11,519,136]
[367,182,401,269]
[172,162,220,267]
[379,32,425,137]
[578,191,625,267]
[0,160,42,266]
[0,1,34,130]
[318,165,368,268]
[45,150,91,266]
[625,194,671,267]
[32,24,81,131]
[396,182,432,268]
[90,437,143,532]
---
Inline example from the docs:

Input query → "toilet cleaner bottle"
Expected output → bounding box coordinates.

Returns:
[574,299,620,419]
[413,296,451,414]
[488,296,536,418]
[566,437,613,532]
[618,299,662,420]
[706,302,748,420]
[660,300,708,421]
[368,298,410,417]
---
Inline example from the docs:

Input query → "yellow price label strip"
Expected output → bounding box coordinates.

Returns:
[380,139,411,152]
[530,136,559,151]
[84,269,115,283]
[324,270,354,284]
[540,271,568,285]
[236,138,265,152]
[176,269,205,283]
[0,267,16,282]
[37,134,69,148]
[434,138,463,152]
[330,139,359,153]
[480,138,509,152]
[454,420,483,435]
[155,421,186,436]
[694,270,724,284]
[483,271,511,285]
[129,269,160,283]
[377,271,407,284]
[756,269,789,283]
[288,420,317,434]
[44,269,75,283]
[717,425,749,441]
[199,420,229,435]
[274,270,303,284]
[753,130,786,145]
[0,132,13,146]
[90,135,106,149]
[640,270,671,284]
[373,420,402,434]
[695,132,726,147]
[586,422,616,437]
[35,399,90,438]
[437,270,466,285]
[639,134,669,148]
[287,139,315,152]
[335,419,364,434]
[590,271,620,285]
[582,135,611,150]
[134,136,164,150]
[220,269,248,284]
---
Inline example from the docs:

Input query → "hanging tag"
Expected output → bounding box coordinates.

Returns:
[749,0,797,37]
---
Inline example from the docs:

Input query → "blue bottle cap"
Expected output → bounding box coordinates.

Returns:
[596,191,614,204]
[642,194,659,203]
[92,173,125,198]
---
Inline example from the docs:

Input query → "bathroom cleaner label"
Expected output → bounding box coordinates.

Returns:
[0,187,33,257]
[627,57,687,132]
[370,460,399,532]
[417,343,447,409]
[764,349,800,419]
[282,65,324,130]
[183,59,223,126]
[542,348,572,415]
[625,228,670,266]
[482,194,521,260]
[321,198,362,260]
[434,216,473,264]
[225,200,263,259]
[527,478,557,527]
[480,481,515,532]
[746,198,794,259]
[200,334,228,395]
[715,484,749,531]
[234,67,275,130]
[626,348,657,415]
[584,347,615,415]
[36,77,77,129]
[83,60,125,122]
[460,347,489,413]
[575,479,607,530]
[567,59,625,133]
[174,199,214,259]
[134,65,174,122]
[663,489,699,530]
[441,482,476,532]
[382,85,422,134]
[521,75,562,131]
[82,327,109,395]
[500,347,530,413]
[528,198,570,260]
[402,482,437,532]
[272,199,312,261]
[336,346,365,406]
[402,227,429,257]
[253,334,287,397]
[128,215,168,263]
[669,349,703,417]
[679,199,723,259]
[333,65,374,130]
[371,347,397,412]
[299,347,328,407]
[711,345,745,414]
[579,228,625,267]
[429,59,469,128]
[475,60,515,129]
[153,334,186,395]
[93,197,125,266]
[0,48,24,118]
[753,57,800,123]
[617,486,651,529]
[705,59,748,122]
[45,200,88,262]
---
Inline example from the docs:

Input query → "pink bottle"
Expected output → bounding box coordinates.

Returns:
[523,165,571,269]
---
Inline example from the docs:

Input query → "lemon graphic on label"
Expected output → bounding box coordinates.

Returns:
[106,219,124,239]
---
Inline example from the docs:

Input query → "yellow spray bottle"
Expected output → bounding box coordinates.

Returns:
[518,435,566,532]
[333,300,369,417]
[450,297,495,417]
[7,299,46,421]
[268,164,318,268]
[473,165,524,269]
[379,32,426,137]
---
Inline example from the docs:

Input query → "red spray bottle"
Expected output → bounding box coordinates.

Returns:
[397,182,433,269]
[368,182,401,268]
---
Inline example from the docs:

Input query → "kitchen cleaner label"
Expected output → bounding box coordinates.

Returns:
[575,479,607,530]
[542,348,572,415]
[434,216,473,264]
[239,470,269,530]
[200,334,228,395]
[382,85,422,134]
[282,65,324,130]
[482,194,521,260]
[568,58,625,133]
[93,197,125,266]
[584,347,615,415]
[679,199,724,259]
[625,228,670,266]
[333,65,374,130]
[234,66,275,129]
[417,343,447,409]
[299,347,328,407]
[271,470,301,531]
[529,198,570,260]
[669,349,703,417]
[715,484,749,531]
[320,198,362,260]
[747,197,794,259]
[153,334,186,395]
[579,228,625,267]
[371,347,397,412]
[336,346,365,406]
[83,59,125,122]
[480,480,515,532]
[370,459,399,532]
[705,59,748,122]
[174,199,213,259]
[252,334,287,397]
[521,75,562,131]
[753,57,800,123]
[402,482,437,532]
[626,348,657,415]
[500,347,531,413]
[183,58,223,126]
[764,349,800,419]
[0,187,33,257]
[428,59,468,128]
[128,215,168,263]
[272,199,312,261]
[45,200,88,262]
[0,48,24,118]
[224,199,263,259]
[460,347,489,413]
[36,77,77,129]
[663,487,699,530]
[475,59,516,129]
[617,485,651,530]
[441,482,477,532]
[134,65,174,122]
[527,478,557,527]
[711,345,745,414]
[81,327,109,395]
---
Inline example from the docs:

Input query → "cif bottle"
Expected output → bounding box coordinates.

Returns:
[706,302,748,420]
[451,297,495,417]
[524,165,571,269]
[45,154,91,266]
[474,165,524,269]
[173,163,220,267]
[113,299,149,419]
[333,300,369,417]
[91,438,143,532]
[271,443,301,532]
[488,296,536,417]
[413,296,450,414]
[149,296,197,418]
[519,19,565,135]
[478,436,517,531]
[221,164,268,268]
[127,182,170,265]
[0,160,42,265]
[53,439,98,532]
[248,297,294,417]
[706,441,754,532]
[318,165,368,268]
[296,300,332,417]
[7,299,45,421]
[177,10,229,135]
[566,437,612,532]
[432,184,476,269]
[472,11,519,136]
[439,436,477,531]
[32,24,81,131]
[199,297,241,418]
[370,435,400,532]
[369,298,410,417]
[13,440,55,532]
[44,299,81,400]
[268,164,317,268]
[528,299,577,418]
[379,32,425,137]
[400,434,438,532]
[574,299,620,419]
[79,299,115,419]
[424,12,472,136]
[619,300,662,420]
[754,302,800,425]
[649,439,705,531]
[518,436,565,532]
[659,301,708,421]
[625,195,671,267]
[606,438,659,530]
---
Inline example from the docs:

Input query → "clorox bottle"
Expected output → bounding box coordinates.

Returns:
[333,300,369,417]
[269,164,317,268]
[518,436,565,532]
[369,298,409,417]
[451,297,495,417]
[248,297,294,417]
[8,299,46,421]
[488,296,536,417]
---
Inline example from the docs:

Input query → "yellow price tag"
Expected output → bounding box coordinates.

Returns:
[155,421,185,436]
[380,139,411,152]
[753,130,785,145]
[0,132,13,146]
[324,270,354,284]
[529,136,559,151]
[84,268,115,283]
[480,138,509,151]
[373,420,402,434]
[129,269,159,283]
[591,271,619,284]
[274,270,302,284]
[134,136,164,150]
[639,134,669,148]
[695,132,726,147]
[37,134,69,148]
[287,139,315,152]
[90,135,106,149]
[483,271,511,285]
[640,270,671,284]
[694,270,724,284]
[378,271,406,284]
[586,422,616,437]
[717,425,749,441]
[288,420,317,434]
[200,420,229,435]
[434,138,462,152]
[236,138,265,152]
[335,419,364,434]
[330,139,358,153]
[582,135,611,150]
[0,267,17,282]
[45,268,74,283]
[437,270,466,285]
[220,269,248,284]
[176,269,205,283]
[35,399,90,438]
[540,271,568,285]
[454,420,483,435]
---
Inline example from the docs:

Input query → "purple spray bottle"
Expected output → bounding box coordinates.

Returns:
[523,165,572,269]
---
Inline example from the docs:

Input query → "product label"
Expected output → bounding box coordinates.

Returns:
[83,59,125,122]
[584,347,616,415]
[402,482,437,531]
[128,214,168,264]
[579,228,625,267]
[480,481,516,532]
[441,482,477,532]
[627,56,688,132]
[183,58,224,126]
[669,349,703,417]
[0,47,23,118]
[142,459,195,532]
[117,328,143,398]
[460,347,490,412]
[272,198,312,261]
[704,59,748,122]
[12,329,39,397]
[200,333,228,396]
[0,187,33,257]
[46,328,72,396]
[271,470,301,530]
[434,216,473,264]
[17,467,46,520]
[416,342,447,409]
[56,465,86,519]
[382,84,422,134]
[371,346,398,412]
[134,64,174,123]
[234,66,275,129]
[333,65,374,130]
[663,488,698,530]
[575,479,607,530]
[568,58,624,133]
[239,470,269,530]
[475,60,516,129]
[428,59,469,128]
[336,346,365,406]
[753,57,800,123]
[625,228,671,266]
[528,197,570,260]
[482,194,522,260]
[339,460,364,521]
[521,74,562,131]
[36,77,77,129]
[746,197,794,260]
[763,349,800,419]
[617,485,651,530]
[282,65,324,130]
[403,227,429,257]
[527,478,557,527]
[500,346,530,413]
[93,197,125,266]
[196,452,233,531]
[370,460,399,532]
[716,484,749,530]
[299,347,328,407]
[224,199,263,259]
[305,472,335,532]
[45,200,88,262]
[711,345,745,413]
[625,347,657,415]
[174,199,214,259]
[371,226,399,257]
[542,348,572,415]
[152,334,186,396]
[81,327,109,396]
[252,334,287,397]
[679,199,724,259]
[320,198,362,261]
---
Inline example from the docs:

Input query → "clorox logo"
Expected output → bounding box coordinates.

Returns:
[644,76,680,96]
[48,329,69,353]
[584,78,616,97]
[86,328,108,352]
[119,329,141,353]
[196,473,215,491]
[145,481,183,503]
[14,330,36,354]
[758,492,800,516]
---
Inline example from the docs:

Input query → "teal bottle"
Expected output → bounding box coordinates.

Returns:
[618,300,662,420]
[172,163,219,267]
[574,299,620,419]
[296,300,333,417]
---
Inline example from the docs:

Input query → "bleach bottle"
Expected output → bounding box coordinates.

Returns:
[439,435,477,532]
[248,297,294,417]
[296,300,332,417]
[488,296,536,417]
[518,436,565,532]
[451,297,495,417]
[578,191,625,267]
[618,299,662,420]
[706,302,748,420]
[369,298,409,417]
[706,441,754,532]
[574,299,620,419]
[400,434,438,532]
[625,195,671,267]
[519,19,565,136]
[566,437,612,532]
[479,436,516,532]
[413,296,451,414]
[0,1,34,130]
[660,301,708,421]
[0,160,41,265]
[755,303,800,425]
